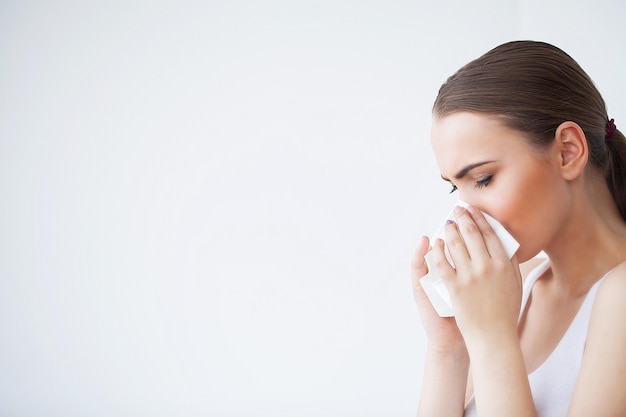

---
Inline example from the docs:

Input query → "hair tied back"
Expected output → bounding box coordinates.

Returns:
[606,118,617,140]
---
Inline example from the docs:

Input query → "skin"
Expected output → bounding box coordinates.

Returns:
[412,112,626,417]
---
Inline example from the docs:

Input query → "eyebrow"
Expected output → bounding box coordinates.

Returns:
[440,161,495,182]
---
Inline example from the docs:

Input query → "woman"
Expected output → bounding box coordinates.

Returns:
[411,41,626,416]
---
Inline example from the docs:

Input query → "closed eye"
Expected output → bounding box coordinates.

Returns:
[475,174,493,189]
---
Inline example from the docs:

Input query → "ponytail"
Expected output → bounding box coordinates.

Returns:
[606,127,626,221]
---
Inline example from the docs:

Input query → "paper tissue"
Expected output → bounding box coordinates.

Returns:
[419,201,520,317]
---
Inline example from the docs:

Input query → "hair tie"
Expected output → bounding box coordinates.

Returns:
[605,118,617,140]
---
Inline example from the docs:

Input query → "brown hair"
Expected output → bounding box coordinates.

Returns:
[433,40,626,220]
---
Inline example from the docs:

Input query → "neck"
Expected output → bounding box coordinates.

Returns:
[542,174,626,295]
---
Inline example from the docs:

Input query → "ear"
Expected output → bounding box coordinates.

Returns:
[555,121,588,180]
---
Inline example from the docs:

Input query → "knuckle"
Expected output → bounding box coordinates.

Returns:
[461,221,480,236]
[474,262,490,277]
[446,234,463,249]
[434,258,449,271]
[481,227,497,240]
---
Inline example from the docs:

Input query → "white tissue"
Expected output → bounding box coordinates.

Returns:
[419,201,520,317]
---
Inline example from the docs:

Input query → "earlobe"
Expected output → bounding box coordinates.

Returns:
[555,121,588,180]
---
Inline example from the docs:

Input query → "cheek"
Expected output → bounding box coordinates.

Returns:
[488,169,564,260]
[489,196,545,261]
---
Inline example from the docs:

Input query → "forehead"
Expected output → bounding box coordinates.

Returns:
[430,112,529,174]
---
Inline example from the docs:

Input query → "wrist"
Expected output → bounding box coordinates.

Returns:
[426,341,470,366]
[465,329,520,365]
[459,316,519,355]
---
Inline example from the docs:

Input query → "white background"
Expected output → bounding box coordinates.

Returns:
[1,1,625,416]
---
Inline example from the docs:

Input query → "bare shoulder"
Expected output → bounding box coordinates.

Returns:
[595,260,626,305]
[607,259,626,279]
[567,260,626,415]
[588,260,626,330]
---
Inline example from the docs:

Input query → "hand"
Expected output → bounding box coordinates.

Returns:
[412,235,466,355]
[432,206,523,347]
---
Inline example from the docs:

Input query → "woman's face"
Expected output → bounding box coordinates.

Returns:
[431,112,568,262]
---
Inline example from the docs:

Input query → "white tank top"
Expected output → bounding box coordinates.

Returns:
[464,259,607,417]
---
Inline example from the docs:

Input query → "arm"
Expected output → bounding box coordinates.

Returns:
[413,214,545,417]
[417,345,469,417]
[567,263,626,416]
[412,236,468,417]
[434,206,538,417]
[465,257,545,416]
[466,329,536,417]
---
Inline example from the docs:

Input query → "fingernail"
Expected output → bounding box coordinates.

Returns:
[446,219,454,225]
[467,205,476,214]
[453,205,463,213]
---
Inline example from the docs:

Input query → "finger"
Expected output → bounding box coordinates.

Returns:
[452,206,489,262]
[411,235,431,282]
[511,254,521,273]
[510,254,523,284]
[466,206,508,259]
[411,236,432,303]
[443,214,471,270]
[431,236,457,284]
